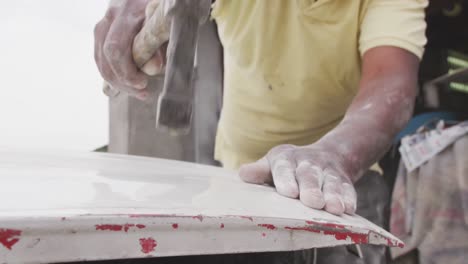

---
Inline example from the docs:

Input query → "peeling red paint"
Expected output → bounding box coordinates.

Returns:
[258,224,277,230]
[220,223,225,229]
[286,225,370,244]
[0,229,22,250]
[139,238,157,254]
[285,226,320,233]
[385,238,404,248]
[96,224,123,231]
[322,223,346,229]
[172,223,179,229]
[123,224,133,232]
[95,224,146,232]
[123,224,145,232]
[323,230,368,244]
[240,216,253,221]
[191,215,203,222]
[347,233,368,244]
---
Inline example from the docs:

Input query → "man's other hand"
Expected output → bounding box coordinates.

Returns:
[239,143,358,216]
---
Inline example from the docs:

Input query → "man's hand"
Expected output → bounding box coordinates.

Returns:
[239,46,420,216]
[94,0,168,100]
[239,143,357,216]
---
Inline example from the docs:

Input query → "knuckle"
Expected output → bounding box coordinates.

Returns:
[119,71,132,83]
[100,65,114,81]
[272,159,291,171]
[103,42,123,62]
[104,7,118,21]
[324,180,343,194]
[342,182,354,190]
[94,50,100,65]
[94,8,116,35]
[296,165,317,179]
[97,65,114,83]
[294,148,315,162]
[326,174,340,183]
[121,72,142,87]
[323,189,340,198]
[268,144,295,161]
[296,160,313,170]
[271,144,295,153]
[94,45,104,64]
[93,22,102,37]
[324,170,342,182]
[342,183,357,196]
[295,164,326,188]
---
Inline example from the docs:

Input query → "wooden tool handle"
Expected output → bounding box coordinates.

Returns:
[132,0,171,68]
[104,0,171,97]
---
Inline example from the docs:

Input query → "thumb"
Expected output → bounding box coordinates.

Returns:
[145,0,160,18]
[140,44,167,76]
[238,157,272,185]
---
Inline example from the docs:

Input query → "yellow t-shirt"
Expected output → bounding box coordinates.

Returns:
[212,0,428,169]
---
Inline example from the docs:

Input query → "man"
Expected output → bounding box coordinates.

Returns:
[94,0,427,217]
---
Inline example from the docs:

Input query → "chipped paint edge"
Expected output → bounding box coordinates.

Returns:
[0,213,403,264]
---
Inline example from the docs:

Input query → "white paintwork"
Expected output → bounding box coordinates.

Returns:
[0,148,403,263]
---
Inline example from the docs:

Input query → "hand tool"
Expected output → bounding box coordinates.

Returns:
[105,0,212,135]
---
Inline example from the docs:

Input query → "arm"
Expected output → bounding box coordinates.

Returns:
[239,47,420,216]
[239,0,426,216]
[318,46,419,183]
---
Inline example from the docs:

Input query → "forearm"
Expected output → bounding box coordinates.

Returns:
[317,47,419,182]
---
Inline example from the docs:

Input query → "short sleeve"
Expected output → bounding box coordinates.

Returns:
[359,0,428,60]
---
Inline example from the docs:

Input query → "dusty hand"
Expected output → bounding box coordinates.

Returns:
[239,143,357,216]
[94,0,169,100]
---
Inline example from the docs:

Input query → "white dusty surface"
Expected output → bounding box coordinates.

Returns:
[0,148,403,263]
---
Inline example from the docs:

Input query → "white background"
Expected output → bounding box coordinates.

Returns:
[0,1,109,151]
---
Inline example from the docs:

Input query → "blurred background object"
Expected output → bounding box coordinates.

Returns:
[0,0,108,151]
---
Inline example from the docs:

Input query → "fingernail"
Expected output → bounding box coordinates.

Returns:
[142,62,159,76]
[278,183,299,199]
[136,91,149,100]
[324,197,345,216]
[345,202,357,215]
[239,159,270,184]
[133,78,148,90]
